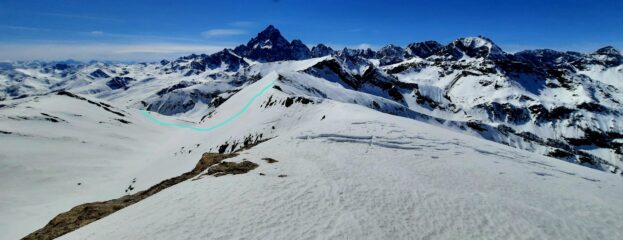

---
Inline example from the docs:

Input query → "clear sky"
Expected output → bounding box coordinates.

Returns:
[0,0,621,61]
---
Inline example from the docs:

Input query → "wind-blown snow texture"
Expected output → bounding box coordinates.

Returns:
[1,26,622,239]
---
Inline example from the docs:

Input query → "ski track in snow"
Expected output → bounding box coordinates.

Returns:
[141,80,276,131]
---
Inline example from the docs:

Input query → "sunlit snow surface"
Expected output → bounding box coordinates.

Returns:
[62,85,623,240]
[1,49,623,239]
[1,75,621,239]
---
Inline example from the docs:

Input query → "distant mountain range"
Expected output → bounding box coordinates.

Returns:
[1,25,622,173]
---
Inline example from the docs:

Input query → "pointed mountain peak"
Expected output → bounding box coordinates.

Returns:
[259,25,280,36]
[376,44,405,66]
[594,46,620,56]
[238,25,313,62]
[456,36,500,50]
[439,35,506,59]
[254,25,284,40]
[264,24,277,31]
[311,44,335,57]
[247,25,289,50]
[291,39,305,45]
[405,41,443,58]
[590,46,622,67]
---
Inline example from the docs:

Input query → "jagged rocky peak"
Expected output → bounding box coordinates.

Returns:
[333,47,375,75]
[339,47,376,58]
[590,46,622,67]
[311,44,335,57]
[437,36,506,60]
[249,25,289,50]
[514,49,582,68]
[594,46,621,56]
[376,44,405,66]
[290,39,312,60]
[405,41,443,58]
[233,25,311,62]
[89,69,110,78]
[203,49,249,71]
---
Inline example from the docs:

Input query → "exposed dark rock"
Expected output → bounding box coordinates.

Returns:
[203,50,249,71]
[23,152,238,240]
[590,46,622,67]
[233,25,311,62]
[577,102,609,113]
[376,44,405,66]
[311,44,334,57]
[476,102,530,124]
[528,104,575,123]
[52,63,70,70]
[262,157,278,163]
[516,131,544,144]
[405,41,443,58]
[115,119,131,124]
[156,81,195,96]
[547,149,575,159]
[466,121,487,131]
[207,161,259,176]
[304,58,360,89]
[290,39,312,60]
[283,96,314,107]
[106,77,134,90]
[435,36,506,60]
[89,69,110,78]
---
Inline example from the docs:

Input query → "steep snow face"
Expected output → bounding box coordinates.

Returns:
[58,89,623,240]
[578,64,623,90]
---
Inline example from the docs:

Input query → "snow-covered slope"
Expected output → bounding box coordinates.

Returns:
[0,92,206,239]
[57,78,623,239]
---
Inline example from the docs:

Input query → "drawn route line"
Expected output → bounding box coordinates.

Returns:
[142,80,275,131]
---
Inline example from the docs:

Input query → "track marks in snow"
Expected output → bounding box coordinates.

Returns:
[298,120,460,152]
[299,119,607,186]
[299,134,426,150]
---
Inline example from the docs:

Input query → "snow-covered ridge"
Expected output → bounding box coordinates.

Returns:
[1,25,622,173]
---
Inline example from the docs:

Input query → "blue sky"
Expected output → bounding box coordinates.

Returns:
[0,0,621,61]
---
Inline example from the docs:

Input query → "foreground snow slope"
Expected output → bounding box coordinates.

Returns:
[1,70,621,239]
[0,93,216,239]
[61,93,623,239]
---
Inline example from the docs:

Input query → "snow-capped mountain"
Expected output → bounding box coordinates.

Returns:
[2,25,623,239]
[233,25,312,62]
[2,25,622,174]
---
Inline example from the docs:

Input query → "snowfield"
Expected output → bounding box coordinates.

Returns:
[59,94,623,240]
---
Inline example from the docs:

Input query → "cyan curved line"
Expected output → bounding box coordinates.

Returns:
[142,80,275,131]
